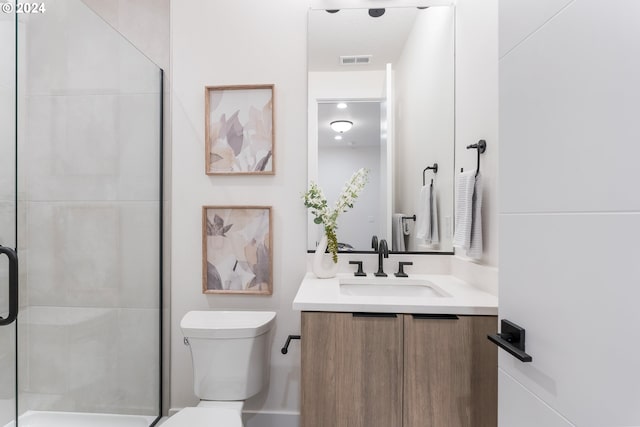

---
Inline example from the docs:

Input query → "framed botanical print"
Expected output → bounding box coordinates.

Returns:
[205,85,275,175]
[202,206,272,295]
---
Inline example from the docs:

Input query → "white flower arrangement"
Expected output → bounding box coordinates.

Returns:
[303,168,369,262]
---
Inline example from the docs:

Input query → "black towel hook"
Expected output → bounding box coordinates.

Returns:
[422,163,438,185]
[465,140,486,177]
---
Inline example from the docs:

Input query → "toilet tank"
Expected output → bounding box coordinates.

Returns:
[181,311,276,401]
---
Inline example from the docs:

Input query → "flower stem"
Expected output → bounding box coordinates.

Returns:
[325,226,338,263]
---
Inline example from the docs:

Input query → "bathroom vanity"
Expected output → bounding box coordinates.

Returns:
[293,274,498,427]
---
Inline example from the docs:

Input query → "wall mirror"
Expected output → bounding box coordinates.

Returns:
[307,5,455,253]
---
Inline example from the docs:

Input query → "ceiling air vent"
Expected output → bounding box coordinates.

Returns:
[339,55,372,66]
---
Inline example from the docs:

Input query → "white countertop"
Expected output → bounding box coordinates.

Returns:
[293,272,498,316]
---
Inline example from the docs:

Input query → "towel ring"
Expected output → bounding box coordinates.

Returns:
[422,163,438,185]
[465,140,486,177]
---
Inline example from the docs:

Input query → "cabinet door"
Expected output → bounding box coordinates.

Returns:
[301,312,403,427]
[301,312,339,427]
[403,315,497,427]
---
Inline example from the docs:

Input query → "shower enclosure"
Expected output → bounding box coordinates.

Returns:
[0,1,163,425]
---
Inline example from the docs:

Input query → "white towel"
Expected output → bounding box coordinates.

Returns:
[403,218,411,236]
[415,186,431,242]
[415,183,440,247]
[428,183,439,246]
[467,173,483,259]
[392,213,406,252]
[453,171,483,259]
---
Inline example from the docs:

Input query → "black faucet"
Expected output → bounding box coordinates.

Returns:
[371,235,378,251]
[375,239,389,277]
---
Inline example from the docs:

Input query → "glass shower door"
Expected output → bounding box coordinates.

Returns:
[0,1,16,426]
[12,0,162,424]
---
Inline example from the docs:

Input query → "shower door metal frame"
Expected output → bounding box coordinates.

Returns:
[150,68,165,427]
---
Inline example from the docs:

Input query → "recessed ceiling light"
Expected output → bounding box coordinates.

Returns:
[334,135,343,140]
[337,102,348,109]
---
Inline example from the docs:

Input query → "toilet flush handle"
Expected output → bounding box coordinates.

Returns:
[280,335,300,354]
[183,337,190,346]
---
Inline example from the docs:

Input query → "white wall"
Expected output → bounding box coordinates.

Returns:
[451,0,499,294]
[499,0,640,425]
[394,6,455,252]
[170,0,309,416]
[317,146,381,249]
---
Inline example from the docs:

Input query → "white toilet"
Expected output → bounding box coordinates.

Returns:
[163,310,277,427]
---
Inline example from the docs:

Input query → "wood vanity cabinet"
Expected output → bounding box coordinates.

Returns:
[301,312,403,427]
[301,312,497,427]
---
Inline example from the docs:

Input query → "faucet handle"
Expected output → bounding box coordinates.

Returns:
[395,261,413,278]
[349,261,366,277]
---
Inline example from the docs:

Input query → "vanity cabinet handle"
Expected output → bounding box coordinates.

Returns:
[353,313,397,318]
[487,319,533,363]
[411,314,459,320]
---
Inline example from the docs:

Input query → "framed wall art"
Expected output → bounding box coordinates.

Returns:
[202,206,272,295]
[205,84,275,175]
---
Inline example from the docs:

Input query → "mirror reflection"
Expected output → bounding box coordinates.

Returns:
[307,6,455,253]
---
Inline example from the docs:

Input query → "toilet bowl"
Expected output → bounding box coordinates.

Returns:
[162,311,276,427]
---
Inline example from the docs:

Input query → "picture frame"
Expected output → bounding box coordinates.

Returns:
[205,84,275,175]
[202,206,273,295]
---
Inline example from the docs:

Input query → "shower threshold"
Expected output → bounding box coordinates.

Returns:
[4,410,157,427]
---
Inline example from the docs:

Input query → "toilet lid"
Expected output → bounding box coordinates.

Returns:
[162,407,243,427]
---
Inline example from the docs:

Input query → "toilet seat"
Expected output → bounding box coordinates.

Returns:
[161,407,243,427]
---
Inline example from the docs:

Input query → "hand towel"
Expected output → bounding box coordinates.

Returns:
[453,171,475,248]
[453,170,483,259]
[466,173,483,260]
[415,184,440,247]
[426,183,439,246]
[403,218,411,236]
[415,185,431,242]
[392,213,406,252]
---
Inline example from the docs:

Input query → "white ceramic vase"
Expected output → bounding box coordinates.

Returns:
[313,234,339,279]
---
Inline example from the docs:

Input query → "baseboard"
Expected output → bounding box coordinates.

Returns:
[167,408,300,427]
[243,411,300,427]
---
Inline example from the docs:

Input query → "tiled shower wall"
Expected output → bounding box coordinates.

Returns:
[0,5,16,426]
[17,0,161,416]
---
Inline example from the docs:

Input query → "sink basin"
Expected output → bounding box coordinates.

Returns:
[339,277,450,298]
